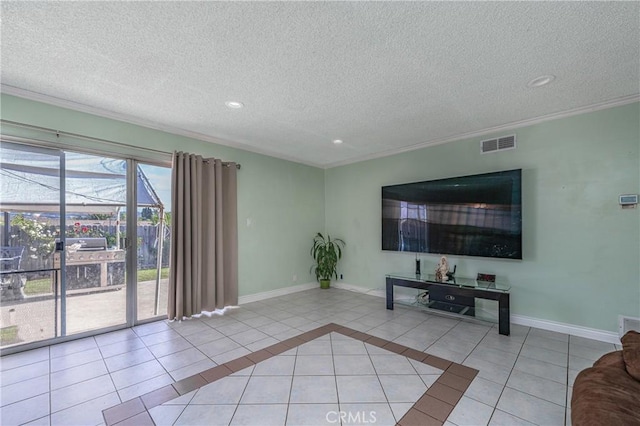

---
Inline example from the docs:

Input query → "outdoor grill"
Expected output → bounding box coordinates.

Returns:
[66,237,108,251]
[54,238,125,290]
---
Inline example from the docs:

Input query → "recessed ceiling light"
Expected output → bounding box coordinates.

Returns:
[527,75,555,88]
[225,101,244,109]
[333,139,343,145]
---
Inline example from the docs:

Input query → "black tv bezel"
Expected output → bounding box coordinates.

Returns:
[381,169,522,260]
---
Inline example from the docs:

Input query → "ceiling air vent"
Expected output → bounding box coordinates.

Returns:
[481,134,516,154]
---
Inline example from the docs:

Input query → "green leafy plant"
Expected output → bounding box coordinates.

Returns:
[141,207,154,220]
[149,210,170,226]
[89,213,113,221]
[310,233,345,288]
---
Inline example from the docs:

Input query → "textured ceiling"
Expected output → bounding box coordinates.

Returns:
[1,2,639,168]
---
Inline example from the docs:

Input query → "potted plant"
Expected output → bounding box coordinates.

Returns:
[310,232,345,289]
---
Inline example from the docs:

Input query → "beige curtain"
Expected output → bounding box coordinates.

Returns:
[168,151,238,320]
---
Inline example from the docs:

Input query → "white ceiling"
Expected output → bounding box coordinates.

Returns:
[1,2,639,168]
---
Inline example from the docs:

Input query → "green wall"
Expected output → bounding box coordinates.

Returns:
[325,103,640,332]
[0,94,325,297]
[3,93,638,332]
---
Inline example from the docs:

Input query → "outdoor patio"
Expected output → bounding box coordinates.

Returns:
[0,278,168,349]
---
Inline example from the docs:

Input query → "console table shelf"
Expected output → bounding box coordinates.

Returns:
[386,273,511,335]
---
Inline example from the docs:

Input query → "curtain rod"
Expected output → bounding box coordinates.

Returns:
[0,119,241,169]
[202,158,241,169]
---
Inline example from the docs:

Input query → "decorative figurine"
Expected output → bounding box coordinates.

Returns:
[435,256,449,282]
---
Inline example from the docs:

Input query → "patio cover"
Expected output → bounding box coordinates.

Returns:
[0,150,163,213]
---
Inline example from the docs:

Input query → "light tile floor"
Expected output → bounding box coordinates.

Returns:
[0,288,619,426]
[152,332,440,426]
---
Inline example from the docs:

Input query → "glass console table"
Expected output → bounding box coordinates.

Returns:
[386,273,511,335]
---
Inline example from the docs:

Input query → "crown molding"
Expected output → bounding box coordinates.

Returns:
[2,84,637,171]
[0,85,323,169]
[323,94,640,169]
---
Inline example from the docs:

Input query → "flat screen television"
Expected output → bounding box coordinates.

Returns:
[382,169,522,259]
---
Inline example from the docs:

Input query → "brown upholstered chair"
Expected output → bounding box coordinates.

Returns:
[571,330,640,426]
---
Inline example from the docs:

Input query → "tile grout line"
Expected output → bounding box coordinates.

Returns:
[48,336,122,419]
[382,335,478,426]
[282,341,299,426]
[132,324,189,386]
[227,364,254,426]
[369,335,408,424]
[7,316,472,422]
[3,292,592,421]
[485,325,531,425]
[44,326,178,422]
[457,323,505,425]
[40,316,448,422]
[47,344,52,423]
[485,330,577,423]
[94,335,128,411]
[121,316,270,389]
[10,298,492,424]
[102,322,478,426]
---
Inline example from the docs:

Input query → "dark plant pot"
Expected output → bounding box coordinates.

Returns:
[320,279,331,289]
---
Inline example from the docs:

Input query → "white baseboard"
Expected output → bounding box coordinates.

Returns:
[238,282,317,305]
[332,281,386,299]
[511,314,620,344]
[240,281,621,344]
[333,282,621,344]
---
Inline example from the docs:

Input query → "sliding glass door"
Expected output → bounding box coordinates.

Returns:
[0,142,63,347]
[0,141,171,351]
[62,152,128,335]
[136,163,171,322]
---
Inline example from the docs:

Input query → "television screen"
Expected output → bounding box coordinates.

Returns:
[382,169,522,259]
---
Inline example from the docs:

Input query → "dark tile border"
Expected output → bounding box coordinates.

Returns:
[103,397,145,425]
[140,385,179,410]
[102,323,478,426]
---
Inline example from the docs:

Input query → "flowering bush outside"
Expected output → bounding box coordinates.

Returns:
[67,222,117,248]
[10,214,57,260]
[10,216,118,258]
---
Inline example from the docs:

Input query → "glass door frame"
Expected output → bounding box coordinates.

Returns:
[131,160,171,325]
[126,159,138,326]
[0,141,169,355]
[0,141,68,351]
[59,145,68,336]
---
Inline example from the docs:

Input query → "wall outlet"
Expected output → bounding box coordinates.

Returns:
[292,274,297,282]
[340,274,343,280]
